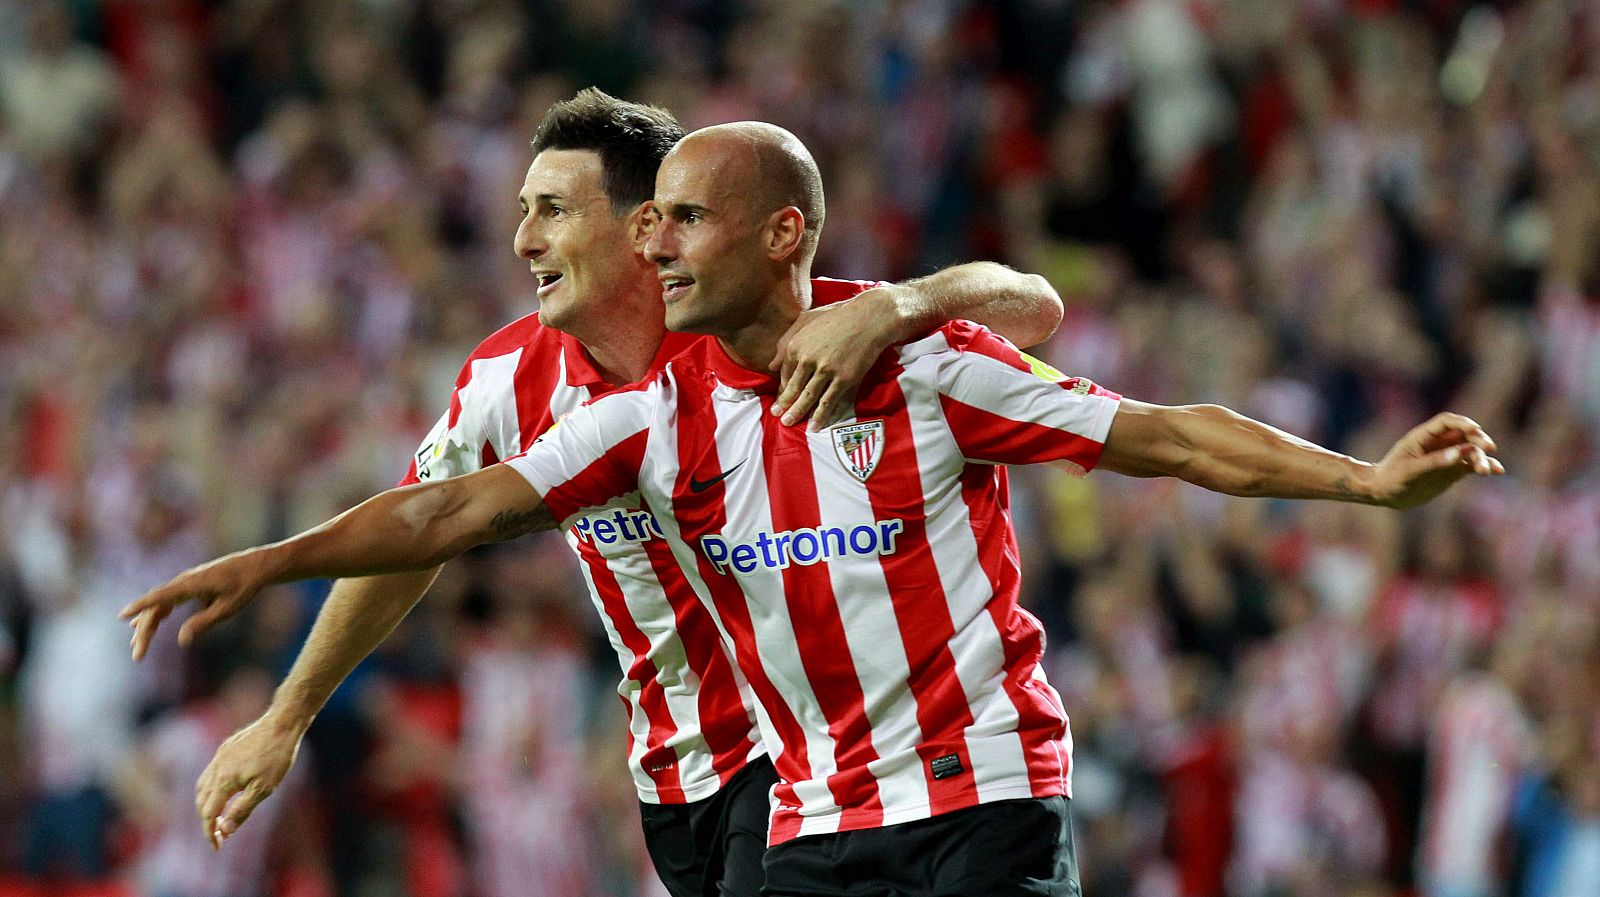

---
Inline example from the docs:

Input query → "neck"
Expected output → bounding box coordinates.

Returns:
[564,286,667,385]
[583,329,662,385]
[716,268,811,372]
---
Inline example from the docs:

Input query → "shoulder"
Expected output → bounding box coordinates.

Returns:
[896,321,1115,397]
[895,319,1011,364]
[443,313,575,410]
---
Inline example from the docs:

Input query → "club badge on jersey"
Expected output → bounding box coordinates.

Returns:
[832,420,885,482]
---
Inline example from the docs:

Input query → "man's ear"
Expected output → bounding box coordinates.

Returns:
[764,207,806,261]
[630,201,657,250]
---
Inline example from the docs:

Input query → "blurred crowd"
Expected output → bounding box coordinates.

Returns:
[2,0,1598,896]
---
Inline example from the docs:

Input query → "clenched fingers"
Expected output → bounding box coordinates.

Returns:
[1413,444,1503,480]
[1419,413,1497,453]
[216,784,270,842]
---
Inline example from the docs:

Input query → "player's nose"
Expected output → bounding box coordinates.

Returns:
[514,214,547,259]
[642,217,675,265]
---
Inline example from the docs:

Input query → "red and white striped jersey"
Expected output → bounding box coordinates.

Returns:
[509,320,1122,842]
[400,278,879,804]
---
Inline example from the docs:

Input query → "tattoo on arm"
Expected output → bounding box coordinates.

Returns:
[488,506,548,540]
[1332,475,1361,502]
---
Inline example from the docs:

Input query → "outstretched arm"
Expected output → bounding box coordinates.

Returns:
[774,263,1063,427]
[122,464,551,657]
[1097,403,1504,508]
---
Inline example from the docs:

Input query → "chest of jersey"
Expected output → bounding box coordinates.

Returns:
[649,384,976,586]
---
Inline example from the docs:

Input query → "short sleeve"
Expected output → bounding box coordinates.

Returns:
[505,387,653,525]
[932,321,1121,474]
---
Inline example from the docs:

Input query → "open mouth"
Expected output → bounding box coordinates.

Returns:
[661,274,695,300]
[534,272,564,295]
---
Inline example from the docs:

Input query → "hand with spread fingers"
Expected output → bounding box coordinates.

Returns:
[195,714,304,850]
[771,285,907,430]
[120,550,271,661]
[1367,412,1505,509]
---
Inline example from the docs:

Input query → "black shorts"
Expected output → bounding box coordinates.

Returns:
[761,796,1080,897]
[641,755,780,897]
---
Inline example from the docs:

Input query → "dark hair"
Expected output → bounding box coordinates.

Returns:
[529,88,684,214]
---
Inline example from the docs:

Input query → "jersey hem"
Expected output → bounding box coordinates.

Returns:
[630,743,769,805]
[766,778,1069,845]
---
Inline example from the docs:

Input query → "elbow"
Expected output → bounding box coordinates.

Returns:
[394,480,475,565]
[1015,273,1064,346]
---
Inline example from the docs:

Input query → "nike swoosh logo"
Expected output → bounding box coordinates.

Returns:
[689,459,746,494]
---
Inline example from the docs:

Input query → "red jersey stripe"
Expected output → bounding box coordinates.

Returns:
[638,535,759,784]
[940,397,1109,473]
[539,429,649,524]
[958,464,1072,798]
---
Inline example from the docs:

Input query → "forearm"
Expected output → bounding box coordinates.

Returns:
[252,467,548,587]
[265,568,440,731]
[896,262,1063,347]
[1107,403,1379,503]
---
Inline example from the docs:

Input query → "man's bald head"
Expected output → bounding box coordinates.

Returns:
[674,122,826,260]
[645,122,829,339]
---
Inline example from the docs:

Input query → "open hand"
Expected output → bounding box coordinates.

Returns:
[120,551,270,660]
[1368,412,1504,509]
[771,286,908,430]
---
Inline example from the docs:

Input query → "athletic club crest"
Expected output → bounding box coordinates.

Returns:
[831,420,885,482]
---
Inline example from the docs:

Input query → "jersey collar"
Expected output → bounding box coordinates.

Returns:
[702,338,780,394]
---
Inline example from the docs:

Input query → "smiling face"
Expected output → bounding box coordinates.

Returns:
[513,149,651,332]
[641,137,791,337]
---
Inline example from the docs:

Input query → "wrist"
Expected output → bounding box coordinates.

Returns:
[251,538,300,587]
[1343,461,1385,506]
[261,701,315,738]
